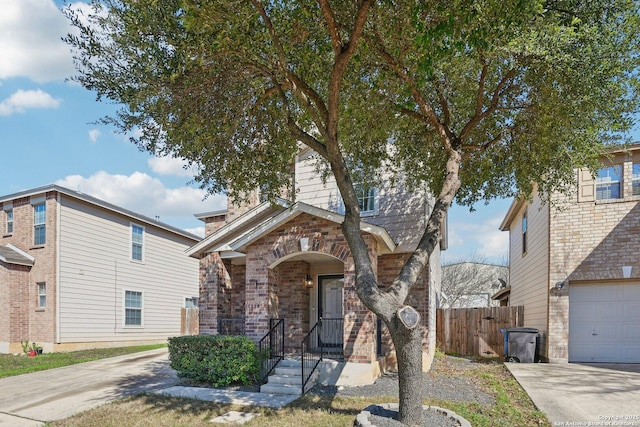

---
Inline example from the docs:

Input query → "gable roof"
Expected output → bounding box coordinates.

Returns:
[0,185,200,242]
[186,200,396,258]
[0,244,35,266]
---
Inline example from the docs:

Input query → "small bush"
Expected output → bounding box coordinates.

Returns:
[168,335,260,387]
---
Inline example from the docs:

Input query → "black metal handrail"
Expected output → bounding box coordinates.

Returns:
[217,318,245,336]
[301,321,322,395]
[259,318,284,384]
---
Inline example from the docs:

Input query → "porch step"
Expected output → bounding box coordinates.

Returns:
[260,382,303,396]
[260,359,316,396]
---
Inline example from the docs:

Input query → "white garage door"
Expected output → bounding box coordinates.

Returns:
[569,282,640,363]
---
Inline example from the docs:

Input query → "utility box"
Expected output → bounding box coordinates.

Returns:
[504,327,539,363]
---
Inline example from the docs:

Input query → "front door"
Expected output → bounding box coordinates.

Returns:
[318,275,344,348]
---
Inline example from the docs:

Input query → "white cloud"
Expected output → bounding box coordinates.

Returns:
[55,171,227,225]
[0,0,86,83]
[148,156,196,178]
[444,210,509,264]
[88,129,101,143]
[184,227,205,238]
[0,89,61,115]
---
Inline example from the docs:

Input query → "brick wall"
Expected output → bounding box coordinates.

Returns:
[197,210,434,364]
[198,252,247,334]
[1,191,58,349]
[377,253,430,354]
[547,153,640,361]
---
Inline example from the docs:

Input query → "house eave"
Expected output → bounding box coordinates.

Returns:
[0,184,201,242]
[229,202,397,255]
[499,198,526,231]
[186,199,289,257]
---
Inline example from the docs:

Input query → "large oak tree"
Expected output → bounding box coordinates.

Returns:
[65,1,639,424]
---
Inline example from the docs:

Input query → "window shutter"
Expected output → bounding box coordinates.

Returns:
[578,168,595,202]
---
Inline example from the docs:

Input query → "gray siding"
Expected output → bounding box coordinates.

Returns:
[57,196,198,342]
[295,149,429,253]
[508,193,549,343]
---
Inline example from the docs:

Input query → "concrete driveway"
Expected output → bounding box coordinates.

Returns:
[506,362,640,425]
[0,347,178,426]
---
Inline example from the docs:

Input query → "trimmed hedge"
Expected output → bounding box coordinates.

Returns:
[168,335,260,387]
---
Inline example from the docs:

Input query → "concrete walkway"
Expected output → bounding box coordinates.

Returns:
[506,362,640,425]
[0,348,300,426]
[155,386,299,409]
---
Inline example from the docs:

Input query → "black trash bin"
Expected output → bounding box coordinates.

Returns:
[504,327,539,363]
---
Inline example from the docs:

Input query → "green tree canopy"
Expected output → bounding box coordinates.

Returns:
[65,1,640,424]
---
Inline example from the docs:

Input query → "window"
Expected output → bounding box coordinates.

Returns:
[633,163,640,196]
[355,184,378,215]
[131,224,144,261]
[521,209,528,255]
[33,203,46,245]
[5,209,13,234]
[596,166,622,200]
[124,290,143,326]
[37,283,46,308]
[185,297,198,308]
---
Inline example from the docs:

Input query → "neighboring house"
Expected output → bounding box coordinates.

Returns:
[500,143,640,363]
[441,262,508,308]
[187,146,445,385]
[0,185,200,354]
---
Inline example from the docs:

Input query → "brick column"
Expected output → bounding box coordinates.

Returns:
[245,248,270,341]
[198,253,221,335]
[343,236,378,364]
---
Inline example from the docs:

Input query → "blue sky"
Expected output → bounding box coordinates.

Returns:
[0,0,513,263]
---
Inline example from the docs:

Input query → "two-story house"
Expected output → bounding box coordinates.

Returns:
[500,143,640,363]
[187,146,444,386]
[0,185,200,354]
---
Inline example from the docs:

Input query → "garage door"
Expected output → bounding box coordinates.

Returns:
[569,282,640,363]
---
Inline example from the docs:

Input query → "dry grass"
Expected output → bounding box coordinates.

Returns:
[47,357,549,427]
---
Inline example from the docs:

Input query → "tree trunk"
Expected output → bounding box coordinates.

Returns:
[390,317,424,426]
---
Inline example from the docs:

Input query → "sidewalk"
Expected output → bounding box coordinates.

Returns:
[155,386,299,408]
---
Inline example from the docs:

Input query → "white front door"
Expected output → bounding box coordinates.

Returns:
[319,275,344,347]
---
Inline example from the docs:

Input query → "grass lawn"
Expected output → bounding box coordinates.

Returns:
[0,344,166,378]
[47,357,550,427]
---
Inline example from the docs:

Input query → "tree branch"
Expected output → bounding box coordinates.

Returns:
[318,0,342,55]
[460,68,517,142]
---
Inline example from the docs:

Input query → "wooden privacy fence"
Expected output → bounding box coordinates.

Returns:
[181,307,199,335]
[436,306,524,357]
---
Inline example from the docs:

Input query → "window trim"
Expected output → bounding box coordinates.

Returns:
[595,165,622,200]
[37,282,46,308]
[354,183,379,217]
[33,202,46,246]
[130,223,145,262]
[123,289,144,327]
[5,208,13,235]
[632,163,640,196]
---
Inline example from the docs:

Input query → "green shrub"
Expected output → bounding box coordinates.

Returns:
[168,335,260,387]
